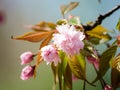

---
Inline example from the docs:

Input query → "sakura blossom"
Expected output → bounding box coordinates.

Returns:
[41,45,61,66]
[20,65,35,80]
[20,51,33,65]
[53,24,85,55]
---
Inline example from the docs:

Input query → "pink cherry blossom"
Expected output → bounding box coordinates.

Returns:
[104,85,112,90]
[53,24,85,55]
[20,51,33,65]
[41,45,61,66]
[20,65,35,80]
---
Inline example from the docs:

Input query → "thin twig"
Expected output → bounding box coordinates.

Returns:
[83,4,120,31]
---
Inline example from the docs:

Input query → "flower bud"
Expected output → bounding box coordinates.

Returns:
[117,35,120,47]
[104,85,112,90]
[20,65,35,80]
[87,56,99,69]
[20,51,33,65]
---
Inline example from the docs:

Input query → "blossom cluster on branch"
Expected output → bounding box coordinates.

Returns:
[12,2,120,90]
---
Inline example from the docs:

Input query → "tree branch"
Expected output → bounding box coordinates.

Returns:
[83,4,120,31]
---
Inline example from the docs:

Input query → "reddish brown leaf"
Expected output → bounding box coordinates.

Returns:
[12,31,53,42]
[40,31,54,49]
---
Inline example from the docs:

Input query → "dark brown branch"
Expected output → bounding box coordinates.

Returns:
[83,4,120,31]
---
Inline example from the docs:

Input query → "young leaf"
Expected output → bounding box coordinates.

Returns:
[64,64,72,90]
[68,16,80,25]
[93,46,117,83]
[116,18,120,31]
[40,31,54,49]
[88,37,102,45]
[51,63,58,85]
[12,31,53,42]
[57,51,68,90]
[36,52,43,67]
[86,25,111,43]
[57,19,68,25]
[68,54,86,80]
[27,21,56,32]
[60,2,79,15]
[111,54,120,89]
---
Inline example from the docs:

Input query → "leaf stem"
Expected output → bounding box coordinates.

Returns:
[92,64,106,89]
[83,80,86,90]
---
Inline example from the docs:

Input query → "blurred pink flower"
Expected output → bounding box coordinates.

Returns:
[104,85,112,90]
[53,24,85,55]
[72,74,78,81]
[20,65,35,80]
[41,45,61,66]
[0,10,5,25]
[20,51,33,65]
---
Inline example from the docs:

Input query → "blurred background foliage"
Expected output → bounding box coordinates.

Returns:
[0,0,120,90]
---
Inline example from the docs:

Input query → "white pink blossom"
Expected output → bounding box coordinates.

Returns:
[20,65,35,80]
[41,45,61,66]
[20,51,33,65]
[53,24,85,55]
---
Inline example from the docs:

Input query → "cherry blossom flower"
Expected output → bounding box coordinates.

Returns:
[53,24,85,55]
[20,51,33,65]
[20,65,35,80]
[104,85,112,90]
[41,45,61,66]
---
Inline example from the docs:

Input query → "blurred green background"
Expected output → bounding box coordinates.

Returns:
[0,0,120,90]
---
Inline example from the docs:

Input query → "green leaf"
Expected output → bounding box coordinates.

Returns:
[64,64,72,90]
[92,46,117,83]
[68,54,86,80]
[57,51,68,90]
[88,37,102,45]
[68,16,80,25]
[51,63,58,84]
[57,19,68,25]
[111,54,120,89]
[116,18,120,31]
[86,25,111,43]
[60,2,79,15]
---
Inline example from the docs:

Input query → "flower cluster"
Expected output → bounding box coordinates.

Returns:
[13,1,120,90]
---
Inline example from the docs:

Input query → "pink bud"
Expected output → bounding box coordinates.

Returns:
[117,35,120,47]
[104,85,112,90]
[87,56,99,69]
[20,65,35,80]
[20,51,33,65]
